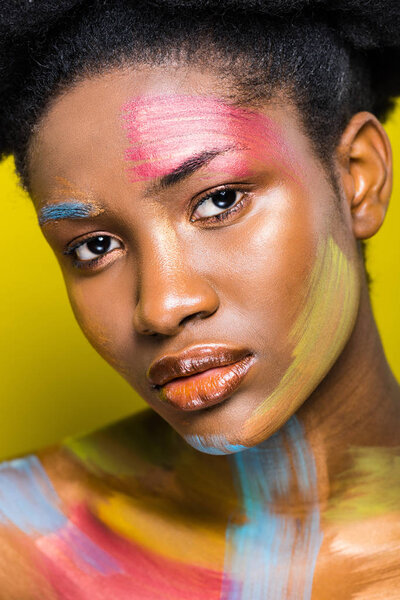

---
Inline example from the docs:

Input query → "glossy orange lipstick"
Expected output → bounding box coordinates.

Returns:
[147,345,255,410]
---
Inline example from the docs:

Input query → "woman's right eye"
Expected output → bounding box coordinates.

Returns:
[72,235,122,261]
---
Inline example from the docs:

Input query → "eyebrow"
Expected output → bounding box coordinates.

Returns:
[38,201,102,226]
[144,148,232,196]
[39,148,234,224]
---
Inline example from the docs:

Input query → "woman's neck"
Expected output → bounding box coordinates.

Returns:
[223,416,322,598]
[296,282,400,505]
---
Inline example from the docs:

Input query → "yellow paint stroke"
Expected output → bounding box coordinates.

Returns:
[243,236,359,442]
[65,426,233,570]
[95,492,226,570]
[324,446,400,522]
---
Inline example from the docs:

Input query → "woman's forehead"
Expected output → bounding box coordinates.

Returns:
[28,66,306,201]
[30,67,285,150]
[121,95,286,183]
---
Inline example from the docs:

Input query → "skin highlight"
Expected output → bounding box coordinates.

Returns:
[0,63,398,598]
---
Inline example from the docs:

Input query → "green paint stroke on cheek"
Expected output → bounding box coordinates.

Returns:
[324,446,400,522]
[243,236,359,440]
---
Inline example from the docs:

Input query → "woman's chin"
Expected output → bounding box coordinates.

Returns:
[178,400,304,456]
[181,419,282,456]
[183,431,251,455]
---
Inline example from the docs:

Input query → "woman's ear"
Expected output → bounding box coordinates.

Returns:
[336,111,392,240]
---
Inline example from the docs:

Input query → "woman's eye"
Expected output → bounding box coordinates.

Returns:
[74,235,122,261]
[192,188,245,220]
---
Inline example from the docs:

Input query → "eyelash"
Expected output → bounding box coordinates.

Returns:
[64,184,252,269]
[63,234,121,270]
[190,184,252,225]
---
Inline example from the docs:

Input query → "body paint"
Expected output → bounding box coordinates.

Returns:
[0,455,66,535]
[0,455,120,575]
[242,236,359,443]
[222,416,323,600]
[319,445,400,598]
[2,427,397,597]
[39,503,223,600]
[65,424,234,570]
[0,453,223,598]
[95,491,226,570]
[325,445,400,522]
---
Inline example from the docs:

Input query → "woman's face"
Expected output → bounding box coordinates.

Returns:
[28,65,361,453]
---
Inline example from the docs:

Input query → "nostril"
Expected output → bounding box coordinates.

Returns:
[178,311,208,328]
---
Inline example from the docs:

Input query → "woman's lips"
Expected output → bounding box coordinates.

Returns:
[147,346,255,411]
[158,354,255,410]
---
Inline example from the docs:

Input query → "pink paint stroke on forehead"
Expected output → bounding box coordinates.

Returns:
[120,95,286,183]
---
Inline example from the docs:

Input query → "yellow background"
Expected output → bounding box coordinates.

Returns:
[0,106,399,461]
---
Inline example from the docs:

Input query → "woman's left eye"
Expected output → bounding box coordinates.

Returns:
[73,235,122,261]
[191,188,246,221]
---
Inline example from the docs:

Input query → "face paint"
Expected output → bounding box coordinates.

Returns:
[241,235,359,444]
[22,61,398,600]
[177,235,358,454]
[38,177,104,225]
[184,434,248,455]
[121,94,296,185]
[38,201,100,225]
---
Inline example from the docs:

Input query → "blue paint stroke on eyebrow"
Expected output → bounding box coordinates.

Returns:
[38,201,97,225]
[0,455,66,535]
[221,416,323,600]
[184,433,248,455]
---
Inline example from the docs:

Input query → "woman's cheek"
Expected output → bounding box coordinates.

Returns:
[241,234,361,444]
[213,185,319,351]
[64,277,132,377]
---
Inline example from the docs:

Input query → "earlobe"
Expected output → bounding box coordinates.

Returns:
[336,111,392,240]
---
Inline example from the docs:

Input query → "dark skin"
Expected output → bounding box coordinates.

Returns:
[1,64,399,597]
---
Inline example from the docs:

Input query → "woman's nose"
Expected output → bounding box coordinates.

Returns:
[132,240,219,337]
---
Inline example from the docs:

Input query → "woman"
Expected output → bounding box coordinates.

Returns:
[0,0,399,597]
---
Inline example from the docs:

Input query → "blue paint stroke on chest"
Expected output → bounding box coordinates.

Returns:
[0,455,66,535]
[0,454,120,575]
[221,416,323,600]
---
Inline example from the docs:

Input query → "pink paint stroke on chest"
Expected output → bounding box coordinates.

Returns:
[37,503,224,600]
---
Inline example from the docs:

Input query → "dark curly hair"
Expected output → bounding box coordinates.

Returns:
[0,0,399,190]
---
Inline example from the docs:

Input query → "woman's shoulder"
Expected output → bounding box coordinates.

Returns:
[0,408,183,512]
[0,410,180,597]
[0,411,229,599]
[0,449,68,598]
[0,407,226,535]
